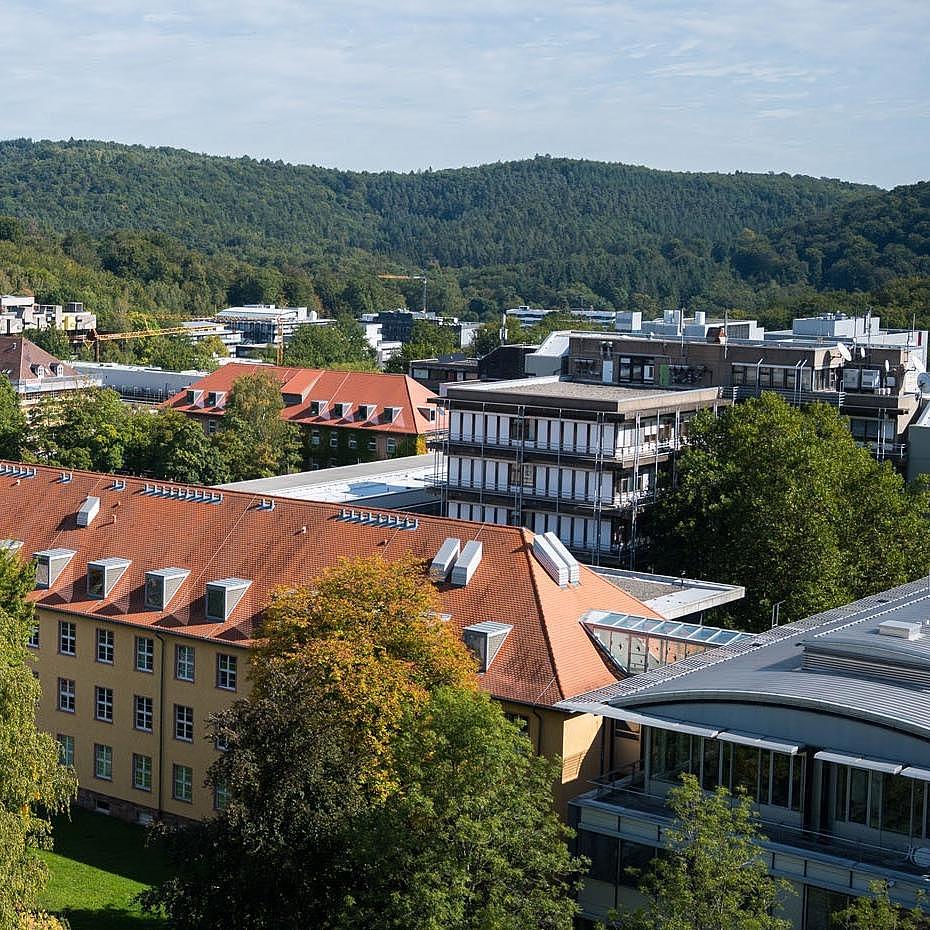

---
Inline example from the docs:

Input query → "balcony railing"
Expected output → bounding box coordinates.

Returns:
[584,765,928,878]
[432,433,679,461]
[433,477,652,509]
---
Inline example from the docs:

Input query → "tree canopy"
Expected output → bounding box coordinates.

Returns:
[621,774,790,930]
[143,556,584,930]
[0,550,77,929]
[644,393,929,630]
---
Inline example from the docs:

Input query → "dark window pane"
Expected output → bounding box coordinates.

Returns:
[849,769,868,825]
[701,739,720,790]
[883,774,912,836]
[577,830,619,884]
[732,745,760,800]
[834,765,848,822]
[771,752,790,808]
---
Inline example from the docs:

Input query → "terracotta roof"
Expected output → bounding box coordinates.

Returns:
[0,336,79,385]
[164,364,442,436]
[0,463,660,707]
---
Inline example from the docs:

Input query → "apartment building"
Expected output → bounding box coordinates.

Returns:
[0,295,97,339]
[432,377,727,565]
[165,364,443,469]
[0,336,100,408]
[0,460,707,821]
[564,578,930,929]
[562,312,927,466]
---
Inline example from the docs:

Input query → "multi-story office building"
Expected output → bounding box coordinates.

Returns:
[562,578,930,929]
[432,377,727,565]
[166,364,443,469]
[564,313,927,466]
[0,296,97,339]
[1,461,738,820]
[362,310,480,348]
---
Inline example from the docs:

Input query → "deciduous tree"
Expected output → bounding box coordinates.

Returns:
[0,377,26,461]
[832,880,926,930]
[0,550,77,930]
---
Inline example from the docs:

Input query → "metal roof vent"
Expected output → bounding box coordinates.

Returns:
[205,578,251,621]
[430,537,461,582]
[543,531,580,585]
[144,567,190,611]
[87,557,132,599]
[878,619,923,641]
[451,540,483,587]
[76,496,101,527]
[462,621,513,673]
[532,533,576,588]
[33,548,76,589]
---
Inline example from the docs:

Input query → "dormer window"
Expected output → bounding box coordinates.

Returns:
[360,404,376,421]
[384,406,401,423]
[309,400,328,417]
[186,389,204,407]
[207,390,226,409]
[86,557,131,599]
[53,363,65,376]
[205,578,251,621]
[462,622,513,673]
[34,549,76,589]
[144,567,190,610]
[334,401,352,418]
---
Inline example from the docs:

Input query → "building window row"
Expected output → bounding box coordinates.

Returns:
[47,625,236,689]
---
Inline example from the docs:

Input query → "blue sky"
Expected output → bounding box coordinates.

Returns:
[1,1,927,187]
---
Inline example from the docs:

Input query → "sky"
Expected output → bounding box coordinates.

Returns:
[0,0,927,188]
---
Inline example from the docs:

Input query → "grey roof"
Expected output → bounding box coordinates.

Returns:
[560,579,930,740]
[600,574,679,602]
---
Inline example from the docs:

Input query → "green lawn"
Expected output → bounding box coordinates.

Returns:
[38,808,173,930]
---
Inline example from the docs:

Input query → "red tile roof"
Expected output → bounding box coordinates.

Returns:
[0,463,659,707]
[164,364,442,436]
[0,336,79,385]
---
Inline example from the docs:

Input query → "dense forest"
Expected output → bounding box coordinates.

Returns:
[0,139,927,333]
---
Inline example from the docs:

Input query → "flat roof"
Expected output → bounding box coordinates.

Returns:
[561,578,930,739]
[443,376,723,411]
[593,567,746,619]
[215,454,437,502]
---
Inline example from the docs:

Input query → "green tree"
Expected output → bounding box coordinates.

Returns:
[215,372,300,480]
[622,775,790,930]
[0,377,26,461]
[832,881,926,929]
[0,549,77,929]
[283,318,375,370]
[123,409,229,484]
[27,329,72,362]
[31,387,129,472]
[644,393,928,630]
[143,556,582,930]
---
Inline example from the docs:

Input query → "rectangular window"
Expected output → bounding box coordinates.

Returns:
[135,636,154,673]
[216,653,238,691]
[57,734,74,767]
[134,695,153,732]
[348,436,358,450]
[28,623,39,649]
[174,704,194,742]
[96,628,114,664]
[701,738,720,790]
[771,752,791,808]
[367,438,376,452]
[649,728,693,784]
[509,417,537,443]
[94,743,113,781]
[57,678,75,713]
[94,686,113,723]
[214,780,230,811]
[386,438,397,455]
[849,768,869,824]
[132,754,152,792]
[58,621,76,656]
[176,645,195,682]
[329,433,338,448]
[172,764,193,803]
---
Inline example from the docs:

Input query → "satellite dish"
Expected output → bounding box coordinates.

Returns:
[836,343,852,361]
[918,373,930,397]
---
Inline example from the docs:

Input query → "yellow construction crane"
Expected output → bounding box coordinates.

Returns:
[378,273,428,312]
[90,315,288,365]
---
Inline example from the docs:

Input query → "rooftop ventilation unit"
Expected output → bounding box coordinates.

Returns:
[258,498,275,511]
[59,471,73,483]
[205,578,252,622]
[111,479,126,491]
[86,557,132,599]
[429,537,461,582]
[76,496,101,527]
[0,539,23,552]
[33,548,76,589]
[462,621,513,672]
[878,619,923,641]
[532,533,574,588]
[542,531,580,585]
[144,567,190,611]
[451,540,483,587]
[336,508,419,531]
[0,464,36,478]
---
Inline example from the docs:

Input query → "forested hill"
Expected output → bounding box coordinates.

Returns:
[0,139,871,266]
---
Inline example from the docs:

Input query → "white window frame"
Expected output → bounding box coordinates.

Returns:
[57,734,74,766]
[57,677,75,713]
[94,743,113,781]
[172,764,193,803]
[134,694,153,732]
[174,704,194,742]
[176,644,195,682]
[58,620,76,656]
[216,653,238,691]
[94,685,113,723]
[135,636,154,673]
[96,628,114,665]
[132,753,152,792]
